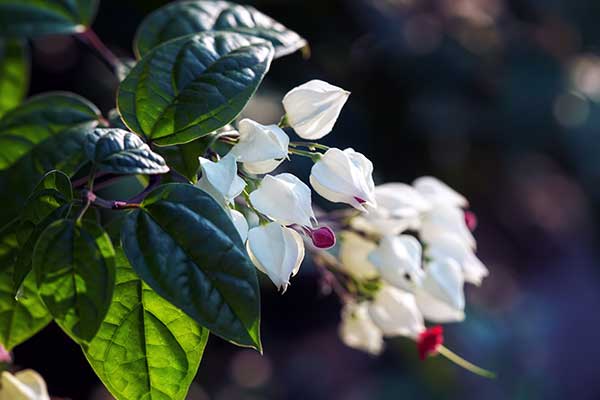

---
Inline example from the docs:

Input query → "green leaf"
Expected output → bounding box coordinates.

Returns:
[135,0,307,59]
[0,39,29,118]
[13,170,73,292]
[0,92,100,227]
[0,223,51,351]
[0,0,99,36]
[121,183,261,350]
[84,249,209,400]
[33,219,116,342]
[118,31,274,146]
[85,128,169,175]
[157,138,210,183]
[0,92,101,170]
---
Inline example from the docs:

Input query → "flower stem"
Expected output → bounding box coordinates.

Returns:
[76,29,123,76]
[289,141,330,151]
[437,345,496,379]
[288,147,322,162]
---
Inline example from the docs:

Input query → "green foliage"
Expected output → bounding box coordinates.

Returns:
[121,183,261,350]
[33,219,116,342]
[134,0,307,59]
[118,31,274,146]
[84,249,209,400]
[85,128,169,175]
[0,39,29,118]
[0,0,99,36]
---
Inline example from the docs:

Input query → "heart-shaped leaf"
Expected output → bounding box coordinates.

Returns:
[135,0,306,59]
[0,0,99,36]
[33,219,116,342]
[13,170,73,292]
[84,249,209,400]
[118,31,273,146]
[85,128,169,175]
[121,183,261,350]
[0,39,29,118]
[0,222,51,351]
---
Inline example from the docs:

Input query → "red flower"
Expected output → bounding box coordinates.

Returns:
[417,326,444,360]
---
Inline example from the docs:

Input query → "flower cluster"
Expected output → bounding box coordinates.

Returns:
[199,79,489,366]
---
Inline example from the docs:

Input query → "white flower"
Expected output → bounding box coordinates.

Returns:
[229,209,249,242]
[0,370,50,400]
[414,258,465,323]
[247,222,305,291]
[249,173,316,228]
[230,119,289,174]
[339,302,384,355]
[338,231,379,280]
[420,204,476,250]
[310,148,376,211]
[369,235,424,290]
[413,176,468,208]
[426,232,488,285]
[368,285,424,338]
[282,79,350,140]
[196,153,245,205]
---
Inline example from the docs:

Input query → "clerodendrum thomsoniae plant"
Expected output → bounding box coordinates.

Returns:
[0,1,494,398]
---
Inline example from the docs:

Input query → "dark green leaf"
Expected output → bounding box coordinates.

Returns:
[135,0,306,59]
[157,138,211,183]
[13,170,73,292]
[121,183,261,350]
[84,249,209,400]
[85,128,169,175]
[0,0,99,36]
[118,31,273,146]
[0,92,101,170]
[0,39,29,118]
[0,223,51,351]
[33,219,116,342]
[0,93,100,227]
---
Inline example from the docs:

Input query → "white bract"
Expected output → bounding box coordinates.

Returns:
[247,222,305,291]
[427,232,488,285]
[420,203,476,250]
[0,370,50,400]
[310,148,376,211]
[229,209,249,242]
[196,153,245,205]
[369,235,424,290]
[339,302,384,355]
[230,119,290,174]
[250,173,316,228]
[415,259,466,323]
[338,231,379,280]
[282,79,350,140]
[368,285,424,338]
[413,176,468,208]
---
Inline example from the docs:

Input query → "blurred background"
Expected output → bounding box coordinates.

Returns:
[12,0,600,399]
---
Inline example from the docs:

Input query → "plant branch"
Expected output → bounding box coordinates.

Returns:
[76,29,123,75]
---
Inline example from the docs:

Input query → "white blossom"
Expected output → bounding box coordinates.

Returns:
[0,370,50,400]
[247,222,305,291]
[338,231,379,280]
[427,232,488,285]
[282,79,350,140]
[339,302,384,355]
[368,285,424,338]
[413,176,468,208]
[310,148,376,211]
[196,153,245,205]
[230,119,289,174]
[229,209,249,242]
[369,235,424,290]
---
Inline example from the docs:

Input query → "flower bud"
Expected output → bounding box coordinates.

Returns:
[310,148,376,211]
[417,326,444,360]
[369,235,424,290]
[306,226,336,249]
[414,258,465,323]
[230,119,289,174]
[249,173,316,228]
[0,369,50,400]
[368,285,424,338]
[196,153,245,205]
[247,222,305,292]
[339,302,384,355]
[282,79,350,140]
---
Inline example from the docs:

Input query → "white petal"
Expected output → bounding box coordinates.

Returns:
[247,223,305,291]
[367,285,424,338]
[415,258,465,323]
[0,370,50,400]
[231,119,289,165]
[229,209,249,242]
[413,176,468,208]
[421,204,476,249]
[369,235,424,290]
[250,173,316,227]
[283,79,350,140]
[339,302,384,355]
[426,232,488,285]
[197,152,245,204]
[338,231,379,280]
[243,158,285,175]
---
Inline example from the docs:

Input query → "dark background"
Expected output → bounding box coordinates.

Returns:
[12,0,600,399]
